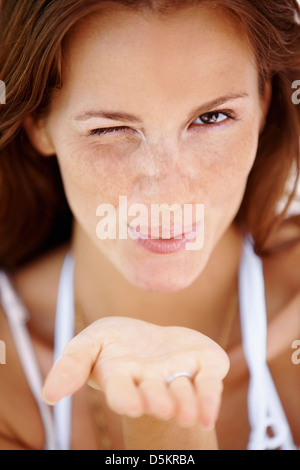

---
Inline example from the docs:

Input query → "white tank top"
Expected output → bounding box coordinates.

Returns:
[0,235,298,450]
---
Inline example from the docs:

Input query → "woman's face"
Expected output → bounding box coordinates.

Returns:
[25,3,270,292]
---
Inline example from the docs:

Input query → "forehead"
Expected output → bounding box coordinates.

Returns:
[60,4,257,107]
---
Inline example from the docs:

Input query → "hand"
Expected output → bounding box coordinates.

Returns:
[42,316,230,429]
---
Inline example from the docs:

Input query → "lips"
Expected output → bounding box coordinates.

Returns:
[128,221,200,240]
[128,222,200,254]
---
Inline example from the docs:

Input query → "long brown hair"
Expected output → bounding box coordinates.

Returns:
[0,0,300,270]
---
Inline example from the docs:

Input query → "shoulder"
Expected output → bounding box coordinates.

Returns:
[261,232,300,446]
[0,243,70,449]
[9,242,71,344]
[263,228,300,311]
[0,304,45,449]
[11,242,71,311]
[262,232,300,358]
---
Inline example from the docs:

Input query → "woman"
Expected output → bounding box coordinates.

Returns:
[0,0,299,450]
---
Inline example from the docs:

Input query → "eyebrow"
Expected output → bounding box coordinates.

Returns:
[75,93,249,123]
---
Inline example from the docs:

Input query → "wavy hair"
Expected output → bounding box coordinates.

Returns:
[0,0,300,270]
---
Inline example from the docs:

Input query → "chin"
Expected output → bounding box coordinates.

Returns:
[130,276,197,293]
[123,260,204,293]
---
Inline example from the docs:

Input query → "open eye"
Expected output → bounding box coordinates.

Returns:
[194,111,233,126]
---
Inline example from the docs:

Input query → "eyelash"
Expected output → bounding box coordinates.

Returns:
[89,111,236,136]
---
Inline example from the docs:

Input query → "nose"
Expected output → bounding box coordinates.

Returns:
[136,140,197,206]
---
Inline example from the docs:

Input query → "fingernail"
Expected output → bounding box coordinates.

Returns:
[41,390,57,406]
[199,393,221,429]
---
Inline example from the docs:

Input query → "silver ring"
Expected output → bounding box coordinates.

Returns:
[166,372,193,385]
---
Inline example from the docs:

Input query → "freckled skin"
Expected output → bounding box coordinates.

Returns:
[26,3,269,292]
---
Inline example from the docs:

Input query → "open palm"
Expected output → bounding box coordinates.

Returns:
[42,316,230,428]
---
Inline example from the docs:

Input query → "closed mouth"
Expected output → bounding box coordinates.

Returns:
[128,222,200,240]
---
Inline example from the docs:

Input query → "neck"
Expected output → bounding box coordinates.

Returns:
[71,223,243,344]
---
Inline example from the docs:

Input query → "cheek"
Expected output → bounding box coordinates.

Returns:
[199,121,259,205]
[55,140,139,235]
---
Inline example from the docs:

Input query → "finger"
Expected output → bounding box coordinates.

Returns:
[193,346,230,428]
[198,345,231,381]
[194,371,224,429]
[138,377,175,421]
[42,332,102,405]
[167,376,199,428]
[104,375,145,418]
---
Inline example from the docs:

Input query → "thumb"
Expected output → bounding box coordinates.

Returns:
[42,330,103,405]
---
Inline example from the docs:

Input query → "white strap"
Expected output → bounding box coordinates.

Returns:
[53,253,75,451]
[1,239,297,451]
[239,236,297,450]
[0,272,56,450]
